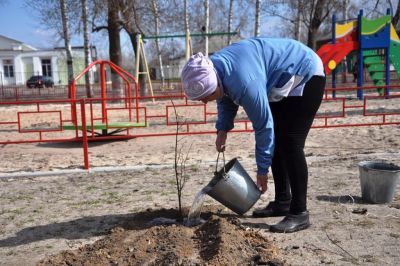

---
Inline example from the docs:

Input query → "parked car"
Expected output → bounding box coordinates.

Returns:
[26,75,54,88]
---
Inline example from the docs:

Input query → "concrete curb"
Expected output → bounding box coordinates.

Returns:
[1,152,399,180]
[0,162,219,180]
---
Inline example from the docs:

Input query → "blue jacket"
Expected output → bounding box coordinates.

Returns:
[210,37,318,175]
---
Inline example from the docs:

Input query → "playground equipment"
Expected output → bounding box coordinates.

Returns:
[67,60,146,136]
[317,9,400,98]
[134,34,155,101]
[133,31,237,93]
[143,31,238,59]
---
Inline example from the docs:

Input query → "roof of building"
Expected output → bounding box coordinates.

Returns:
[0,34,38,51]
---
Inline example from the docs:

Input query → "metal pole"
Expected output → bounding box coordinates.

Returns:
[80,99,89,169]
[385,8,391,96]
[100,62,107,124]
[143,31,238,39]
[1,72,3,97]
[332,14,337,98]
[357,10,364,99]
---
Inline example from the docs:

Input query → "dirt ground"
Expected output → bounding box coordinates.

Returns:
[1,111,400,264]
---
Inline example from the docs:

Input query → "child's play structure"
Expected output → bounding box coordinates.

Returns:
[317,9,400,98]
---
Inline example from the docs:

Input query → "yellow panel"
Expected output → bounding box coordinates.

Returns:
[391,24,400,41]
[336,21,357,38]
[328,60,337,70]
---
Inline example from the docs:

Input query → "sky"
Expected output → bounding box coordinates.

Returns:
[0,0,59,48]
[0,0,278,53]
[2,0,396,57]
[0,0,115,58]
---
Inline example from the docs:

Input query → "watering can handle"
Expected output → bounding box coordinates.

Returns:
[215,152,226,174]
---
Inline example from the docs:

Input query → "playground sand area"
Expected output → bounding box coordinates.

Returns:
[1,103,400,265]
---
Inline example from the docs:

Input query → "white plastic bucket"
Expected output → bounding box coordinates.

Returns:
[358,161,400,204]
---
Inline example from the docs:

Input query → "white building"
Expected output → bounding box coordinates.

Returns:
[0,35,96,86]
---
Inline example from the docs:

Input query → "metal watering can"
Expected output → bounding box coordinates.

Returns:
[206,153,261,215]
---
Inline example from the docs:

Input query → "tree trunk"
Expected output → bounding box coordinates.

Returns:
[60,0,74,96]
[128,33,147,97]
[204,0,209,56]
[127,3,148,97]
[82,0,93,98]
[294,1,301,40]
[184,0,191,60]
[392,1,400,29]
[254,0,261,37]
[306,0,327,50]
[227,0,234,45]
[108,0,122,97]
[151,0,165,86]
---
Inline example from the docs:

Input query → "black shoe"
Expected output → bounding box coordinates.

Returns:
[269,211,310,233]
[252,200,290,218]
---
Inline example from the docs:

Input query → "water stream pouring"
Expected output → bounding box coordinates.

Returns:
[205,153,261,215]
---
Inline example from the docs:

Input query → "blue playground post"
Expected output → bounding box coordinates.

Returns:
[332,14,337,98]
[357,10,364,99]
[385,8,391,96]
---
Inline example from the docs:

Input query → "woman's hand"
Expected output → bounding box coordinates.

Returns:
[257,174,268,194]
[215,130,227,152]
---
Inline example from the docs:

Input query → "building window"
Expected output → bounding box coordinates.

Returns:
[42,59,52,77]
[3,59,14,78]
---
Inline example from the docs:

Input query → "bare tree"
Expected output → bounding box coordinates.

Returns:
[227,0,234,45]
[91,0,124,96]
[60,0,74,89]
[184,0,191,59]
[294,1,304,40]
[81,0,93,97]
[305,0,330,49]
[357,0,400,28]
[254,0,261,37]
[107,0,122,96]
[393,1,400,28]
[262,0,341,49]
[151,0,165,85]
[204,0,210,55]
[117,1,149,96]
[170,99,192,220]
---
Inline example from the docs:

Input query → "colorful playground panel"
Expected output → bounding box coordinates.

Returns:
[317,12,400,87]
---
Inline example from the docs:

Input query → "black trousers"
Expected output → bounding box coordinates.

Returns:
[270,75,326,214]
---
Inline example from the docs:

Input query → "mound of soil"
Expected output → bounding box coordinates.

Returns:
[37,208,283,265]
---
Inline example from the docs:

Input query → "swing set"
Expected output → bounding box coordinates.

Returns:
[62,30,237,137]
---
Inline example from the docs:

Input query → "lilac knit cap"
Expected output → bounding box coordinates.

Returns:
[181,52,218,100]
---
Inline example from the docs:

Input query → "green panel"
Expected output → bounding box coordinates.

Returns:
[57,58,68,85]
[364,55,383,65]
[63,121,147,130]
[58,57,88,85]
[363,51,387,94]
[73,58,86,85]
[361,16,391,35]
[363,50,378,56]
[24,63,34,79]
[367,64,385,72]
[24,63,33,74]
[390,41,400,77]
[369,72,385,80]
